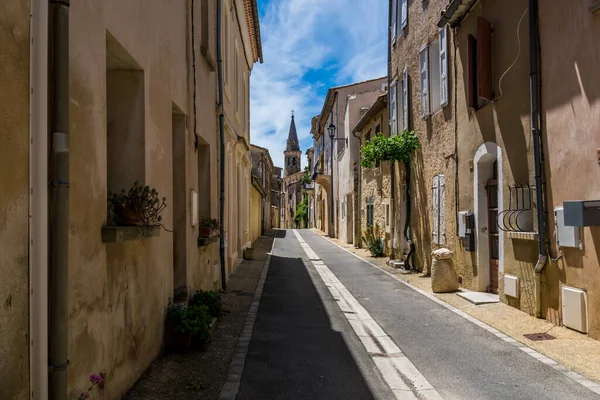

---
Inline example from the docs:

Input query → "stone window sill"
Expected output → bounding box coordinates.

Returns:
[102,225,160,243]
[506,231,537,241]
[198,235,219,248]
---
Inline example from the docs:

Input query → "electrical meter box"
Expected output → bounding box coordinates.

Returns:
[464,213,475,252]
[564,200,600,227]
[555,206,582,249]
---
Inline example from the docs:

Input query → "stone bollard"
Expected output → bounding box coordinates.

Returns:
[431,248,459,293]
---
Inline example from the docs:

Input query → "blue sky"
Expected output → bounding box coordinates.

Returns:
[250,0,388,169]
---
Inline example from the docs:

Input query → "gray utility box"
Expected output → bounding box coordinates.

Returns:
[563,200,600,227]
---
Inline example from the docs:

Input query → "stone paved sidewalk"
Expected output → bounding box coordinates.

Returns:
[124,233,275,400]
[313,228,600,386]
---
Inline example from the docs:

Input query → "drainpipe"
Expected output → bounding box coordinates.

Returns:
[49,0,70,398]
[387,0,393,259]
[529,0,547,318]
[29,0,48,398]
[217,0,227,290]
[352,130,362,248]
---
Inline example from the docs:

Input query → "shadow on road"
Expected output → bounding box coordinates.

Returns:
[237,253,375,400]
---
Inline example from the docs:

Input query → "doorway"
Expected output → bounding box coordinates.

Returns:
[486,161,499,294]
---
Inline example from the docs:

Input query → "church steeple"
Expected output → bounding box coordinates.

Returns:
[286,112,300,152]
[284,111,301,177]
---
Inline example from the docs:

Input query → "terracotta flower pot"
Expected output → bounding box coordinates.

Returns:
[199,226,211,238]
[165,317,192,352]
[117,205,142,226]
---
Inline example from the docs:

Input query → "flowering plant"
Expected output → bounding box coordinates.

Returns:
[78,373,104,400]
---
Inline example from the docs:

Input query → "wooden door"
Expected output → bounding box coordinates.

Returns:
[486,179,499,294]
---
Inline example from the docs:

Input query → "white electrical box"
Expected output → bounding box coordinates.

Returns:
[458,211,469,238]
[555,207,582,248]
[190,190,198,227]
[504,274,519,298]
[561,285,588,333]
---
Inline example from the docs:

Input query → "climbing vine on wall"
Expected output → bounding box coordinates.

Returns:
[360,130,421,168]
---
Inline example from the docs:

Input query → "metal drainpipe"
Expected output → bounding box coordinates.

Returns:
[217,0,227,290]
[387,0,393,259]
[529,0,547,318]
[29,0,49,397]
[49,0,70,398]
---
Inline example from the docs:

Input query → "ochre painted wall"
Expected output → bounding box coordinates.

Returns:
[0,1,31,399]
[250,186,262,245]
[539,0,600,339]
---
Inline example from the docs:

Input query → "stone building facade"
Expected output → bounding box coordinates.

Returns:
[282,114,304,228]
[0,0,261,398]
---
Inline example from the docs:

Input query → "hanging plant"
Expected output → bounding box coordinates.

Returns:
[108,181,167,226]
[360,130,421,168]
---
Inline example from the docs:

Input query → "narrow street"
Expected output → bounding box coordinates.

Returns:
[234,229,599,400]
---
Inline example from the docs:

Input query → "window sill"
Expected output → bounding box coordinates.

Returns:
[198,235,219,248]
[507,231,537,241]
[102,225,160,243]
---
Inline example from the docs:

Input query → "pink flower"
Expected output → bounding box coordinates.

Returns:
[89,374,103,385]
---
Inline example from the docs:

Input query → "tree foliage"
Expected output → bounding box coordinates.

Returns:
[294,197,309,227]
[360,130,421,168]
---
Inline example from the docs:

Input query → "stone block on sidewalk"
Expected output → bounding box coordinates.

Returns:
[431,248,459,293]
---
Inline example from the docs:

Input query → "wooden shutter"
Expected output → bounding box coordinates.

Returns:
[439,175,445,244]
[390,81,397,135]
[477,17,493,101]
[403,68,409,130]
[432,176,439,244]
[401,0,408,30]
[439,25,449,108]
[419,47,430,118]
[467,34,476,110]
[391,0,397,39]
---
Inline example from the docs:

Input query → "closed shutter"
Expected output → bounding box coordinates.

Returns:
[390,81,397,136]
[391,0,397,39]
[432,175,439,244]
[403,68,409,130]
[401,0,408,30]
[477,17,493,101]
[420,47,430,118]
[467,34,476,110]
[439,175,445,244]
[439,25,449,108]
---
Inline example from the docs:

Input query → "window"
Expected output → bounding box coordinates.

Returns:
[375,124,381,134]
[366,203,374,227]
[402,68,409,131]
[419,46,430,119]
[365,130,371,142]
[390,80,398,135]
[400,0,408,30]
[341,200,345,220]
[468,18,493,110]
[391,0,397,40]
[419,26,449,118]
[384,201,391,233]
[432,174,446,244]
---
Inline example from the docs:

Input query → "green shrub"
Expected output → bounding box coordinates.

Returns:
[190,290,222,318]
[362,224,384,257]
[187,303,212,343]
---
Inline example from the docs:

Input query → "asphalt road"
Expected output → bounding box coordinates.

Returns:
[236,229,599,400]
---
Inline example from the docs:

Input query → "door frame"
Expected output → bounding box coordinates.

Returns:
[473,142,504,292]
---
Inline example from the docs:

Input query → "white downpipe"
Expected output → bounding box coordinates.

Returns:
[29,0,49,398]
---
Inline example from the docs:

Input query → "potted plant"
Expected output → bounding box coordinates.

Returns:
[199,217,219,238]
[243,247,255,260]
[165,303,196,352]
[187,303,212,350]
[108,181,167,226]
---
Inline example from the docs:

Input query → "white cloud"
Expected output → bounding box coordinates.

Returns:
[250,0,388,169]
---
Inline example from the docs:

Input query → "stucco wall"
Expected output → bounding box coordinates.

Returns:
[250,186,262,244]
[452,0,537,313]
[0,1,30,399]
[539,1,600,338]
[390,0,456,274]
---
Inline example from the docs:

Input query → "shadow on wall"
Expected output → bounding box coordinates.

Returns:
[237,254,378,399]
[412,151,433,273]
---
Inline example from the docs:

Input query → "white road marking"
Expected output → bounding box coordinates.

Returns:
[293,230,442,400]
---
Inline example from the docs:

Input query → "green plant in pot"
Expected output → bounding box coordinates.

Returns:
[165,303,200,352]
[199,217,219,238]
[243,246,255,260]
[108,181,167,226]
[190,290,222,318]
[187,303,212,350]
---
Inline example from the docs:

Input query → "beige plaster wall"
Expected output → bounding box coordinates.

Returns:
[0,1,30,399]
[390,0,456,273]
[539,0,600,338]
[453,0,537,314]
[250,186,262,244]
